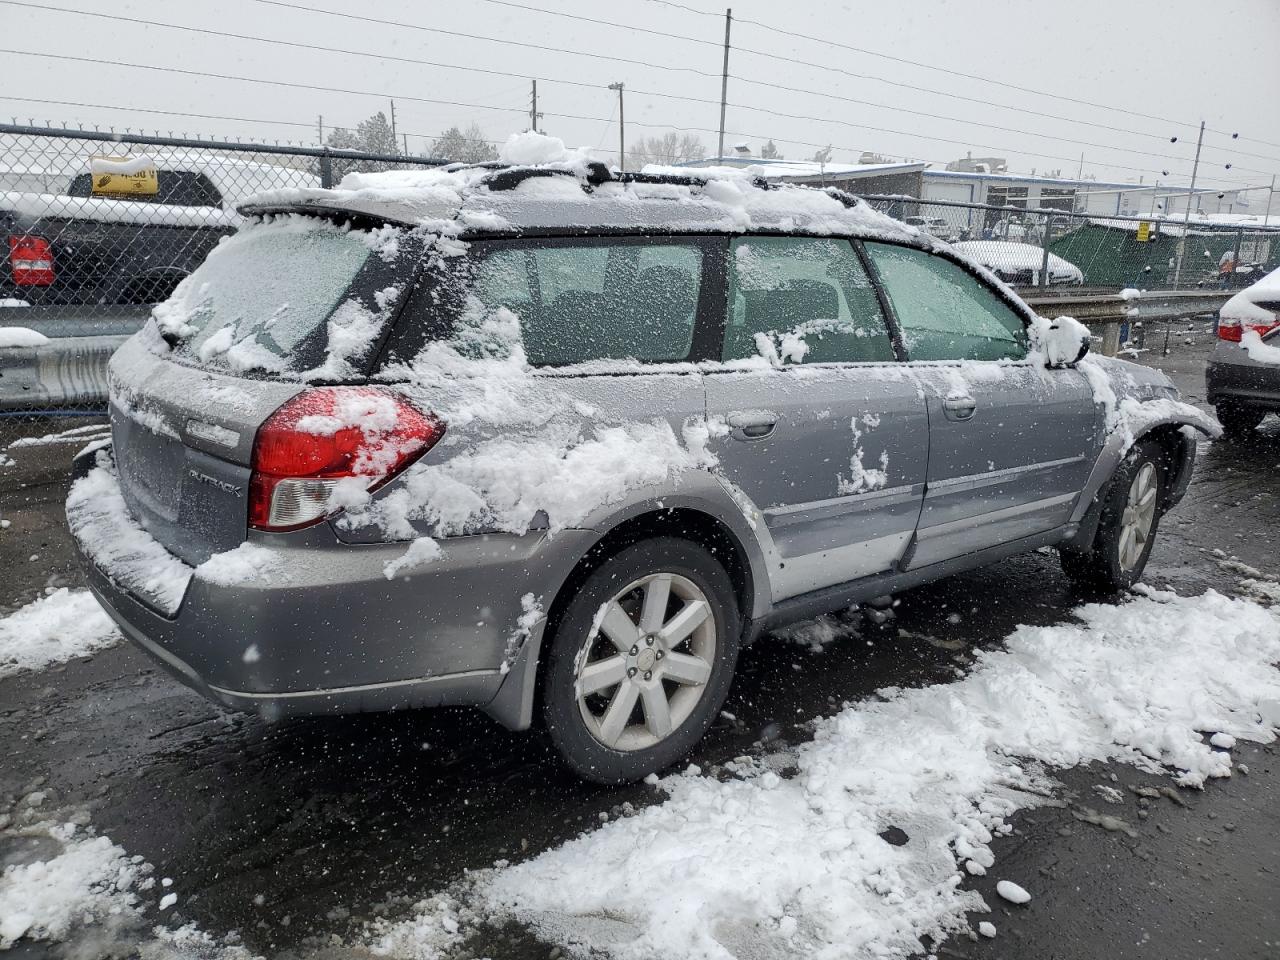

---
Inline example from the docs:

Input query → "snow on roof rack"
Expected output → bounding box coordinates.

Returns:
[482,161,613,192]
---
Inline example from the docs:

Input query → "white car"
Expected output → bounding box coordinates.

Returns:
[903,215,960,242]
[954,240,1084,287]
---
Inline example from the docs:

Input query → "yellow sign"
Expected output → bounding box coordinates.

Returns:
[1135,221,1152,243]
[89,156,158,196]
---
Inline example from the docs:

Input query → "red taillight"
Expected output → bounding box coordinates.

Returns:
[1218,315,1280,342]
[8,235,55,286]
[248,387,444,532]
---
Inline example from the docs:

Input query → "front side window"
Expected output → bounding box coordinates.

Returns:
[863,242,1027,362]
[468,240,703,366]
[723,236,895,363]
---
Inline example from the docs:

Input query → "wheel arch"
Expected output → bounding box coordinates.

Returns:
[482,497,766,732]
[1066,417,1205,551]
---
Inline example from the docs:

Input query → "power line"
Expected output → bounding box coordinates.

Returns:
[631,0,1280,155]
[5,47,1263,189]
[238,0,1280,170]
[243,0,721,79]
[11,0,1267,177]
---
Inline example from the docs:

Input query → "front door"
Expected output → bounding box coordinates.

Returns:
[862,241,1102,568]
[704,236,929,601]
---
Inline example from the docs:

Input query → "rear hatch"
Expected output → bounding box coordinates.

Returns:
[106,214,413,565]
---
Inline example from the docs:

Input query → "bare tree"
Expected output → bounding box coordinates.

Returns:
[628,132,707,168]
[313,111,399,180]
[430,123,499,164]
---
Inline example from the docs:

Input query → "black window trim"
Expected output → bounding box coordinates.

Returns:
[854,237,1036,364]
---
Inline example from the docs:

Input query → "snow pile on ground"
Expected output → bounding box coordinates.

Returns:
[0,588,120,679]
[0,821,149,949]
[0,819,260,958]
[0,326,49,347]
[477,589,1280,959]
[7,422,111,448]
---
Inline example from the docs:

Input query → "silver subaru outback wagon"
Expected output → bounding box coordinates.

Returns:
[67,162,1219,782]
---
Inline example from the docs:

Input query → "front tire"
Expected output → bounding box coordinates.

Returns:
[541,537,740,783]
[1061,439,1167,592]
[1214,401,1266,439]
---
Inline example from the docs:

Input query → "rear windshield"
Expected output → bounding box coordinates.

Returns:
[161,219,375,375]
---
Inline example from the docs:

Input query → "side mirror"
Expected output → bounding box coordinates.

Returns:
[1031,315,1092,368]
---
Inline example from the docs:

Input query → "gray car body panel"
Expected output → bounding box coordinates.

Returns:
[70,180,1220,730]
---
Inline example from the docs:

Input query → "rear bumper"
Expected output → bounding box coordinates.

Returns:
[1206,342,1280,410]
[68,447,590,720]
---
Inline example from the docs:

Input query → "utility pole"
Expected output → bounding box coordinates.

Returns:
[403,133,409,156]
[317,114,324,147]
[530,79,542,133]
[1172,120,1206,289]
[389,100,398,147]
[717,8,732,161]
[1265,173,1276,228]
[1076,152,1084,181]
[608,82,625,172]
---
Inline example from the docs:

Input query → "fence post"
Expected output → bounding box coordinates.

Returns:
[1233,226,1246,287]
[320,148,333,189]
[1038,213,1053,290]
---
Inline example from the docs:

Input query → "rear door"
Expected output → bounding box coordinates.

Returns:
[862,241,1101,568]
[704,235,929,602]
[355,234,717,542]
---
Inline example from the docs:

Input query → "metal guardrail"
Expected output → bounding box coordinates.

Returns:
[0,289,1230,417]
[0,333,126,413]
[1024,289,1230,354]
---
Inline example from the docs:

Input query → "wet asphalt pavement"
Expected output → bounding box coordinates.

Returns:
[1,321,1278,959]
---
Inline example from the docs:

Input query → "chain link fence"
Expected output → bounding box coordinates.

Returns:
[0,124,446,449]
[3,124,1279,446]
[861,194,1280,294]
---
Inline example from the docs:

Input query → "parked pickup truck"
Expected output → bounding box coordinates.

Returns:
[1,153,316,308]
[1,153,317,411]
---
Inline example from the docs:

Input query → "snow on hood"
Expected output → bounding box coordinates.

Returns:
[954,241,1083,279]
[1221,264,1280,325]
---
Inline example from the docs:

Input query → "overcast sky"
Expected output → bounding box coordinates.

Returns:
[3,0,1279,197]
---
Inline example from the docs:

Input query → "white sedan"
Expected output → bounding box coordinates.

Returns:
[954,240,1085,287]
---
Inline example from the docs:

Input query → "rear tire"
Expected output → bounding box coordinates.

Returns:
[541,537,740,784]
[1060,439,1167,592]
[1214,401,1266,439]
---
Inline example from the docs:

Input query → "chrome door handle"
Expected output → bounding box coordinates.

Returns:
[942,397,977,421]
[727,411,778,440]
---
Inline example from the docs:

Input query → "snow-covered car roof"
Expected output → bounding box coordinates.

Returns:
[239,152,921,243]
[1221,265,1280,323]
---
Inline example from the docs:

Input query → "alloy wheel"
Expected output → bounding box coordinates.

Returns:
[574,572,718,752]
[1118,461,1158,572]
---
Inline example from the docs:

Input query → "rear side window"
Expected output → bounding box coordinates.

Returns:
[864,242,1027,361]
[68,170,223,207]
[468,240,704,366]
[724,236,895,363]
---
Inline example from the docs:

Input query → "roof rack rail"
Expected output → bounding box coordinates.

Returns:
[482,161,613,192]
